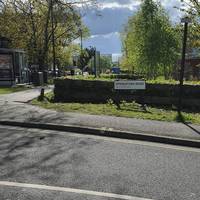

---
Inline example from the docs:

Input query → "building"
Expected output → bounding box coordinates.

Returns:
[0,37,29,86]
[101,54,112,61]
[174,57,200,80]
[173,48,200,80]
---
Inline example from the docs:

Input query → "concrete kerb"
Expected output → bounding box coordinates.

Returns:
[0,120,200,148]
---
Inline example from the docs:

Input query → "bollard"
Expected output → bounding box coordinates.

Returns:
[38,88,45,101]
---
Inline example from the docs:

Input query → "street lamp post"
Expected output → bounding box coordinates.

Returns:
[178,17,191,113]
[79,28,84,75]
[93,47,97,78]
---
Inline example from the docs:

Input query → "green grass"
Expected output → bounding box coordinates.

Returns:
[31,93,200,125]
[0,86,29,95]
[61,75,200,85]
[147,76,200,85]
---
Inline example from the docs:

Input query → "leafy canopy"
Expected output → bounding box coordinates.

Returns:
[122,0,180,79]
[0,0,93,70]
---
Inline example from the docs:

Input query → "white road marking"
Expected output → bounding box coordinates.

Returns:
[0,181,153,200]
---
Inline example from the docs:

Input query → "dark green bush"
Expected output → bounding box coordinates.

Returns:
[54,78,200,108]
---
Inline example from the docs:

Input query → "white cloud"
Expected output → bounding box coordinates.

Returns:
[103,32,120,38]
[83,32,122,54]
[99,0,182,13]
[99,1,140,11]
[90,32,119,39]
[81,0,186,54]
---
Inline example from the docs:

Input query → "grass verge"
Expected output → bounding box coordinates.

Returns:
[0,86,29,95]
[61,75,200,85]
[31,92,200,125]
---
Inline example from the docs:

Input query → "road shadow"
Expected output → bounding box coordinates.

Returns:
[176,111,200,135]
[0,128,100,184]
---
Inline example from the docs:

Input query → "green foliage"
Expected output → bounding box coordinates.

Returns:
[0,0,91,70]
[122,0,180,79]
[0,86,29,94]
[55,44,80,71]
[100,56,112,71]
[62,74,200,85]
[176,1,200,60]
[181,1,200,17]
[32,93,200,125]
[186,16,200,51]
[78,47,96,71]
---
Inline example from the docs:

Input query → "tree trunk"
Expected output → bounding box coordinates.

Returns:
[39,1,51,72]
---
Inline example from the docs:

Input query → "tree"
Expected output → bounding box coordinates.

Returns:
[121,0,180,79]
[52,43,80,72]
[0,0,94,72]
[77,47,96,72]
[179,1,200,49]
[100,56,112,72]
[180,0,200,16]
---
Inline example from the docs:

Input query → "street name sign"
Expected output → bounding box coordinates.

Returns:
[114,80,146,90]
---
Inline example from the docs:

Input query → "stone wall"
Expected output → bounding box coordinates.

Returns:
[54,78,200,108]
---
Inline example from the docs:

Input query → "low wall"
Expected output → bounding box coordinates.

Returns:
[0,80,14,86]
[54,78,200,108]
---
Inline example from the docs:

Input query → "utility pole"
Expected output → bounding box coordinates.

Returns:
[80,28,83,75]
[99,52,101,76]
[50,0,56,77]
[80,28,83,52]
[178,17,191,113]
[94,48,97,78]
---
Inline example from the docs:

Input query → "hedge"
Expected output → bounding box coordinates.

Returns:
[54,78,200,108]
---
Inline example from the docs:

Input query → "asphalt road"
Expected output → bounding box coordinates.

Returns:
[0,125,200,200]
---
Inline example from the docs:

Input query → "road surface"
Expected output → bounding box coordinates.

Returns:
[0,125,199,200]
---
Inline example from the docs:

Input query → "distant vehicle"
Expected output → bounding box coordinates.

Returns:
[112,67,120,74]
[48,70,58,75]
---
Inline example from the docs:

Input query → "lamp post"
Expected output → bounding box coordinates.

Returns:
[178,16,191,113]
[79,28,84,75]
[93,47,97,78]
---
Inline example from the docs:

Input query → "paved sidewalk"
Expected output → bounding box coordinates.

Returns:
[0,88,200,141]
[0,85,53,103]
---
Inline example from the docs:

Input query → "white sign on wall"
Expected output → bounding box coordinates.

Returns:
[0,54,13,69]
[114,80,146,90]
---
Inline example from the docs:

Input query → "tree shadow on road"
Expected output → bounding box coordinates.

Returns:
[176,111,200,136]
[0,128,100,186]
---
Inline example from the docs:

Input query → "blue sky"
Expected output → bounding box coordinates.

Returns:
[81,0,183,55]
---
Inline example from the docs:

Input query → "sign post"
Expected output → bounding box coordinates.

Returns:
[114,80,146,109]
[178,17,191,113]
[114,80,146,90]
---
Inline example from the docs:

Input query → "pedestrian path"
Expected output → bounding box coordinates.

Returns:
[0,85,53,103]
[0,87,200,141]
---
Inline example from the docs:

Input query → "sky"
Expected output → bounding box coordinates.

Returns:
[81,0,184,56]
